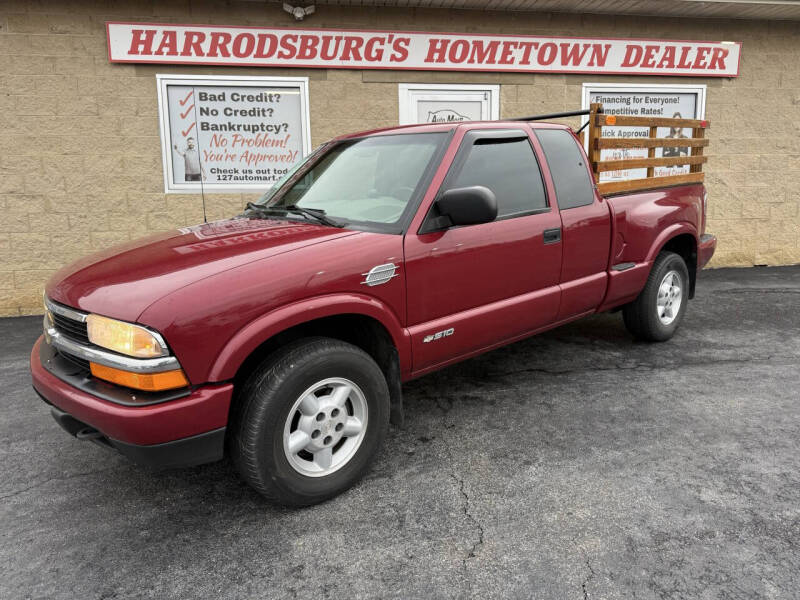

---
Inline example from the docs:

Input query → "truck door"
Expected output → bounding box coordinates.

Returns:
[534,128,611,320]
[404,128,562,374]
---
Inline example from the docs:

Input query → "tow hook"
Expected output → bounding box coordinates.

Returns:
[75,427,104,441]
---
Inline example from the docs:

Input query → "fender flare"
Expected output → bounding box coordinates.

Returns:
[207,293,410,382]
[644,222,699,264]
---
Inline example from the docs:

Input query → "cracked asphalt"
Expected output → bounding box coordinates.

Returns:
[2,266,800,599]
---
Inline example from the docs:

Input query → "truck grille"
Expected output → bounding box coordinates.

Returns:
[46,299,92,370]
[51,312,90,344]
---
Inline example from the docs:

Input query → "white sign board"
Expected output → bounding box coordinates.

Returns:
[581,83,706,182]
[399,83,500,125]
[156,75,311,193]
[109,23,741,77]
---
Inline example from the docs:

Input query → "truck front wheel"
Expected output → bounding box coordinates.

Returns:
[622,251,690,342]
[230,337,390,506]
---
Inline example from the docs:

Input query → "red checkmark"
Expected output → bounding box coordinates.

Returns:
[181,122,196,137]
[180,104,194,119]
[179,90,193,106]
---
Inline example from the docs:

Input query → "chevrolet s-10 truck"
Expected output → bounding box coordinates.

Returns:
[31,105,716,505]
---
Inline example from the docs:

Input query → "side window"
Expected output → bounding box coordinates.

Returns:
[449,137,547,219]
[535,129,595,210]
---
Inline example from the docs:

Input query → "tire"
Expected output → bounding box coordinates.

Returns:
[622,251,690,342]
[230,337,389,507]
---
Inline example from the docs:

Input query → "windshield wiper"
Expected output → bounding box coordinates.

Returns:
[244,202,344,228]
[284,205,344,228]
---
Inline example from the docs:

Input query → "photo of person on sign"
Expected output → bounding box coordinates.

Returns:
[173,137,206,182]
[663,112,689,158]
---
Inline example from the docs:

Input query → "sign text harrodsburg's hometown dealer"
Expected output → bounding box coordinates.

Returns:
[107,22,741,77]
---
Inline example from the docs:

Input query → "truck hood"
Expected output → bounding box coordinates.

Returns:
[46,217,358,322]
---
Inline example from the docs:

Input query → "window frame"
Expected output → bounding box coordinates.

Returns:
[419,128,552,234]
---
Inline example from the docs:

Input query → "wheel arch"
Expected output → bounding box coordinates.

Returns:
[211,295,409,426]
[646,224,699,299]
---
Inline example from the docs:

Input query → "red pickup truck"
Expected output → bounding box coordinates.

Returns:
[31,116,716,505]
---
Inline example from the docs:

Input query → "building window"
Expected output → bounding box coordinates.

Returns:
[398,83,500,125]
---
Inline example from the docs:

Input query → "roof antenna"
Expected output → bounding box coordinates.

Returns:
[190,86,208,224]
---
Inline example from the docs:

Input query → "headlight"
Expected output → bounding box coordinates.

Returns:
[86,314,168,358]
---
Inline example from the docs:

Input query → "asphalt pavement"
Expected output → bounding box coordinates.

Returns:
[2,266,799,599]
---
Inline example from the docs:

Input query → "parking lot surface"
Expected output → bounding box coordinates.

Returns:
[2,266,799,599]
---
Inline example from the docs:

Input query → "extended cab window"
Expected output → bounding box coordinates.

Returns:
[534,129,595,210]
[266,132,446,229]
[449,136,547,218]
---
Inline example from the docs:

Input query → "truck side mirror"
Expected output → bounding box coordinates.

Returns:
[426,186,497,232]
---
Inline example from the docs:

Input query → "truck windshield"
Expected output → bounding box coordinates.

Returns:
[264,132,447,228]
[256,144,329,205]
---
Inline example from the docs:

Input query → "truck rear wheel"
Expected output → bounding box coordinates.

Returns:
[622,251,690,342]
[230,337,389,506]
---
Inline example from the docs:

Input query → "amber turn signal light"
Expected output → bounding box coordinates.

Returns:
[89,363,189,392]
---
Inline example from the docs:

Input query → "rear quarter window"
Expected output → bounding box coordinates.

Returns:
[535,129,595,210]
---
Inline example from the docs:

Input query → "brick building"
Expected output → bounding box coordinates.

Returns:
[1,0,799,315]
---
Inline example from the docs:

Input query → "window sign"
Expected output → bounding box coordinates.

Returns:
[581,83,706,182]
[399,83,500,125]
[156,75,311,193]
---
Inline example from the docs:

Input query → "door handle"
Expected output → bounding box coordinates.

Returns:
[543,228,561,244]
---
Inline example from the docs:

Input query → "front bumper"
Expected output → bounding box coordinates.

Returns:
[31,336,233,468]
[44,402,226,469]
[699,233,717,269]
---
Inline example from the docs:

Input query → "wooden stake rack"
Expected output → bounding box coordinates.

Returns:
[586,102,709,196]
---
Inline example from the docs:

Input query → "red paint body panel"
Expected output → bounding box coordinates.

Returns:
[31,337,232,445]
[598,263,652,313]
[555,202,613,319]
[405,212,563,369]
[404,123,563,372]
[47,218,358,323]
[605,184,703,264]
[138,230,407,384]
[408,284,561,374]
[34,120,715,454]
[207,293,412,382]
[698,234,717,269]
[598,183,705,310]
[527,123,614,320]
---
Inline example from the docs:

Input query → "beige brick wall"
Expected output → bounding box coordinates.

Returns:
[0,1,798,315]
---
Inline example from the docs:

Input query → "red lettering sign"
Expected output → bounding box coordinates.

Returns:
[108,23,741,77]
